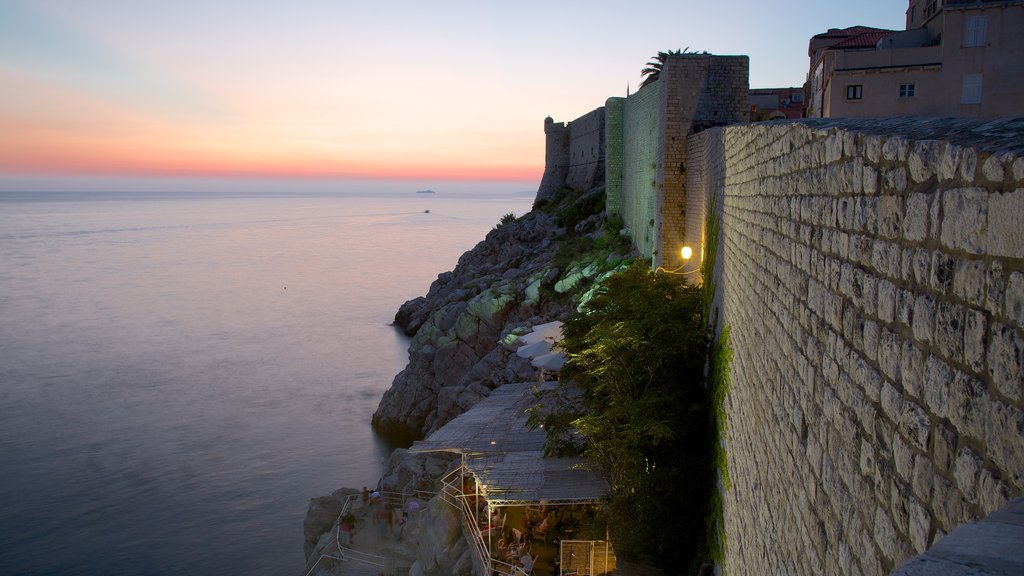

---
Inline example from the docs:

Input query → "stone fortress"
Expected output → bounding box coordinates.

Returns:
[542,53,1023,574]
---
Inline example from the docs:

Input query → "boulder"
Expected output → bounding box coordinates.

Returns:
[302,488,356,559]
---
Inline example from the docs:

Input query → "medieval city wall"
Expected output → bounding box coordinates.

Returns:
[605,54,748,267]
[537,108,606,203]
[690,117,1024,574]
[566,107,605,193]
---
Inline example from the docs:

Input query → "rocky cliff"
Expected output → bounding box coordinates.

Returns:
[371,185,632,441]
[303,186,635,574]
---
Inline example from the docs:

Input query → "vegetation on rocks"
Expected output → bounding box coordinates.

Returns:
[372,184,633,443]
[531,206,732,574]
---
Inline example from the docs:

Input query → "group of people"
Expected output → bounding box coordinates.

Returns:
[337,486,422,546]
[494,527,535,574]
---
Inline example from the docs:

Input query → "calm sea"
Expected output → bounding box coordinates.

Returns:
[0,190,533,575]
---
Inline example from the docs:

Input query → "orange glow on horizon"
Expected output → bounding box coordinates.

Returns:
[0,145,542,182]
[0,65,543,184]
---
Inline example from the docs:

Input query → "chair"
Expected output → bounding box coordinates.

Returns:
[511,527,522,545]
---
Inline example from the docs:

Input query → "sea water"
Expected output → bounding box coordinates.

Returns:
[0,190,533,575]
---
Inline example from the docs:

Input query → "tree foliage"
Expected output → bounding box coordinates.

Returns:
[544,261,714,569]
[639,47,710,89]
[639,49,684,89]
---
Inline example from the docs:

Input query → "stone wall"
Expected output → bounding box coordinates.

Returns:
[656,55,748,269]
[537,117,570,203]
[566,107,606,193]
[605,54,748,268]
[690,117,1024,574]
[537,109,605,203]
[607,84,660,259]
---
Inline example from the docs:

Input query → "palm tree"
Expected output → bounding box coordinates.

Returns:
[639,48,685,89]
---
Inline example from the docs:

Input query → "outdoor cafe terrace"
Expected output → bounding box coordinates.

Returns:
[409,381,615,576]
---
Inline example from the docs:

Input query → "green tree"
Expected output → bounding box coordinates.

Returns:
[547,261,713,569]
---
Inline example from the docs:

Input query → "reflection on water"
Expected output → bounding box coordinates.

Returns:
[0,191,532,575]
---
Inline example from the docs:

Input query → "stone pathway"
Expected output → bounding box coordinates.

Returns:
[890,496,1024,576]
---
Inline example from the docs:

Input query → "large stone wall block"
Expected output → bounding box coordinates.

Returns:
[987,323,1023,402]
[986,400,1024,489]
[940,188,988,254]
[923,355,952,419]
[909,140,944,183]
[1006,272,1024,329]
[935,301,966,363]
[883,135,910,163]
[902,400,931,452]
[931,421,958,473]
[884,166,909,194]
[958,145,978,182]
[948,370,990,444]
[953,259,986,307]
[906,496,932,554]
[977,469,1012,516]
[963,309,987,373]
[987,189,1024,259]
[903,192,931,242]
[939,144,963,181]
[981,153,1005,183]
[953,446,983,494]
[912,294,935,344]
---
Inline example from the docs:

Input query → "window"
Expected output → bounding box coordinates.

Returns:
[965,15,988,47]
[962,74,983,104]
[899,83,916,98]
[846,85,863,100]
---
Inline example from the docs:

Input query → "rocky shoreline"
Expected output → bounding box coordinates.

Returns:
[303,186,634,574]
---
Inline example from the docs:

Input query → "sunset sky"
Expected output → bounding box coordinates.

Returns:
[0,1,905,193]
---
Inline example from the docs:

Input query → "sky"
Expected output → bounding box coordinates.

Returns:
[0,0,906,193]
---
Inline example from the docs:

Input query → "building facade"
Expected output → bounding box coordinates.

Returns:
[807,0,1024,118]
[750,87,806,120]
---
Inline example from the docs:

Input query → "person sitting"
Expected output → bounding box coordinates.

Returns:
[533,515,548,542]
[517,552,534,574]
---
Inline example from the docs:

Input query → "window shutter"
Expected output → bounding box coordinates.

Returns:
[961,74,983,104]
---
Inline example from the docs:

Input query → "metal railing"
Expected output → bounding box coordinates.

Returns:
[438,466,528,576]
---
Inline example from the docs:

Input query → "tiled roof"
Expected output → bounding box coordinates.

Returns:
[831,29,898,49]
[812,25,896,40]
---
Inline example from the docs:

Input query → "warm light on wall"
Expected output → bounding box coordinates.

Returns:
[681,246,693,260]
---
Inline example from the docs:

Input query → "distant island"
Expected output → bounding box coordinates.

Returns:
[415,189,436,194]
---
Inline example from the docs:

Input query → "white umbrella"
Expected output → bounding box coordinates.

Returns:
[531,352,565,371]
[519,321,563,345]
[516,321,566,376]
[516,340,552,359]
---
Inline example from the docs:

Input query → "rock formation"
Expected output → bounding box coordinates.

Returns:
[371,186,631,441]
[303,186,636,574]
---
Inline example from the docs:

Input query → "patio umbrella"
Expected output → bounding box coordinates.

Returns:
[531,352,565,371]
[516,340,552,359]
[517,321,566,375]
[519,321,563,345]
